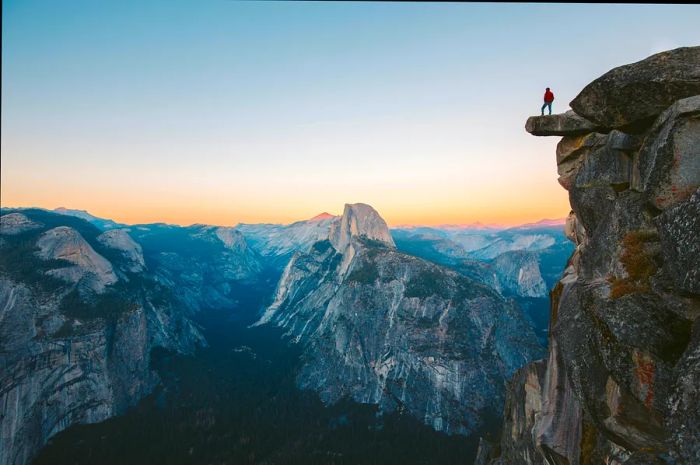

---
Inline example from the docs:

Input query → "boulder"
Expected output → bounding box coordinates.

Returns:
[556,130,642,191]
[573,134,634,191]
[501,47,700,465]
[570,46,700,132]
[635,95,700,210]
[525,110,600,136]
[556,133,608,190]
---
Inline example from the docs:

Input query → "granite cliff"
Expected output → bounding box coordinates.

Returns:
[255,203,544,435]
[127,223,264,312]
[235,213,338,269]
[477,46,700,465]
[0,210,265,465]
[391,223,573,298]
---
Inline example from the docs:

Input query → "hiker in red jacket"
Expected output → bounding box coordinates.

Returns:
[541,88,554,115]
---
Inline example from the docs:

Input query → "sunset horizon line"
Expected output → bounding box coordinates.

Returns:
[1,203,568,230]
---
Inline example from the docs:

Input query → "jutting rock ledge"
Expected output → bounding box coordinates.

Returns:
[477,46,700,465]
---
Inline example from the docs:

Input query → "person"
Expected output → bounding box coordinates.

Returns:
[541,87,554,115]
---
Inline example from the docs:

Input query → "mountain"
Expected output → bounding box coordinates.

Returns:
[255,203,544,435]
[477,46,700,465]
[53,207,127,230]
[392,223,573,300]
[0,209,276,465]
[491,251,547,297]
[517,218,566,229]
[392,222,571,265]
[1,206,556,463]
[309,212,335,221]
[0,209,204,465]
[35,225,119,293]
[97,229,146,273]
[125,223,265,312]
[235,212,338,269]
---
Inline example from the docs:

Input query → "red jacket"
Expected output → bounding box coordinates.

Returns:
[544,90,554,103]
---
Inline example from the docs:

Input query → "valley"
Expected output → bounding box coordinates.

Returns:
[33,303,497,465]
[0,205,563,465]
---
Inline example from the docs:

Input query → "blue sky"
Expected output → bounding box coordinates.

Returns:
[2,1,699,226]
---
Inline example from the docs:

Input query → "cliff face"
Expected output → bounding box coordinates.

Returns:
[491,251,548,298]
[0,211,208,465]
[126,223,264,312]
[0,209,273,465]
[479,47,700,465]
[256,203,544,435]
[235,214,338,269]
[391,224,573,298]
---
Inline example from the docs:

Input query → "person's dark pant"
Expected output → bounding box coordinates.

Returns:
[541,102,552,115]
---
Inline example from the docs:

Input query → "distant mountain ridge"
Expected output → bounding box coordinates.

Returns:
[53,207,127,230]
[2,206,565,236]
[3,206,571,299]
[394,218,566,231]
[391,222,573,296]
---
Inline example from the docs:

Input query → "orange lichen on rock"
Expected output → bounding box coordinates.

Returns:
[609,230,659,299]
[633,350,656,409]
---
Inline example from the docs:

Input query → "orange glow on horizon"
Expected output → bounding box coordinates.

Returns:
[1,183,571,228]
[1,117,570,229]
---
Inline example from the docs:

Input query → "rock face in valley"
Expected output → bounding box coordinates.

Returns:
[479,46,700,465]
[190,225,263,281]
[256,203,544,435]
[97,229,146,273]
[36,226,119,293]
[492,251,547,298]
[0,210,205,465]
[391,223,572,299]
[127,223,263,312]
[475,361,548,465]
[235,213,338,269]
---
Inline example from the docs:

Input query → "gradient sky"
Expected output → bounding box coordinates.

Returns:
[2,2,699,227]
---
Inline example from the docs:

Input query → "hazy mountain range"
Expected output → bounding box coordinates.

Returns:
[0,204,570,465]
[22,206,571,302]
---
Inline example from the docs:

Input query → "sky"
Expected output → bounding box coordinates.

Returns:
[2,2,699,227]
